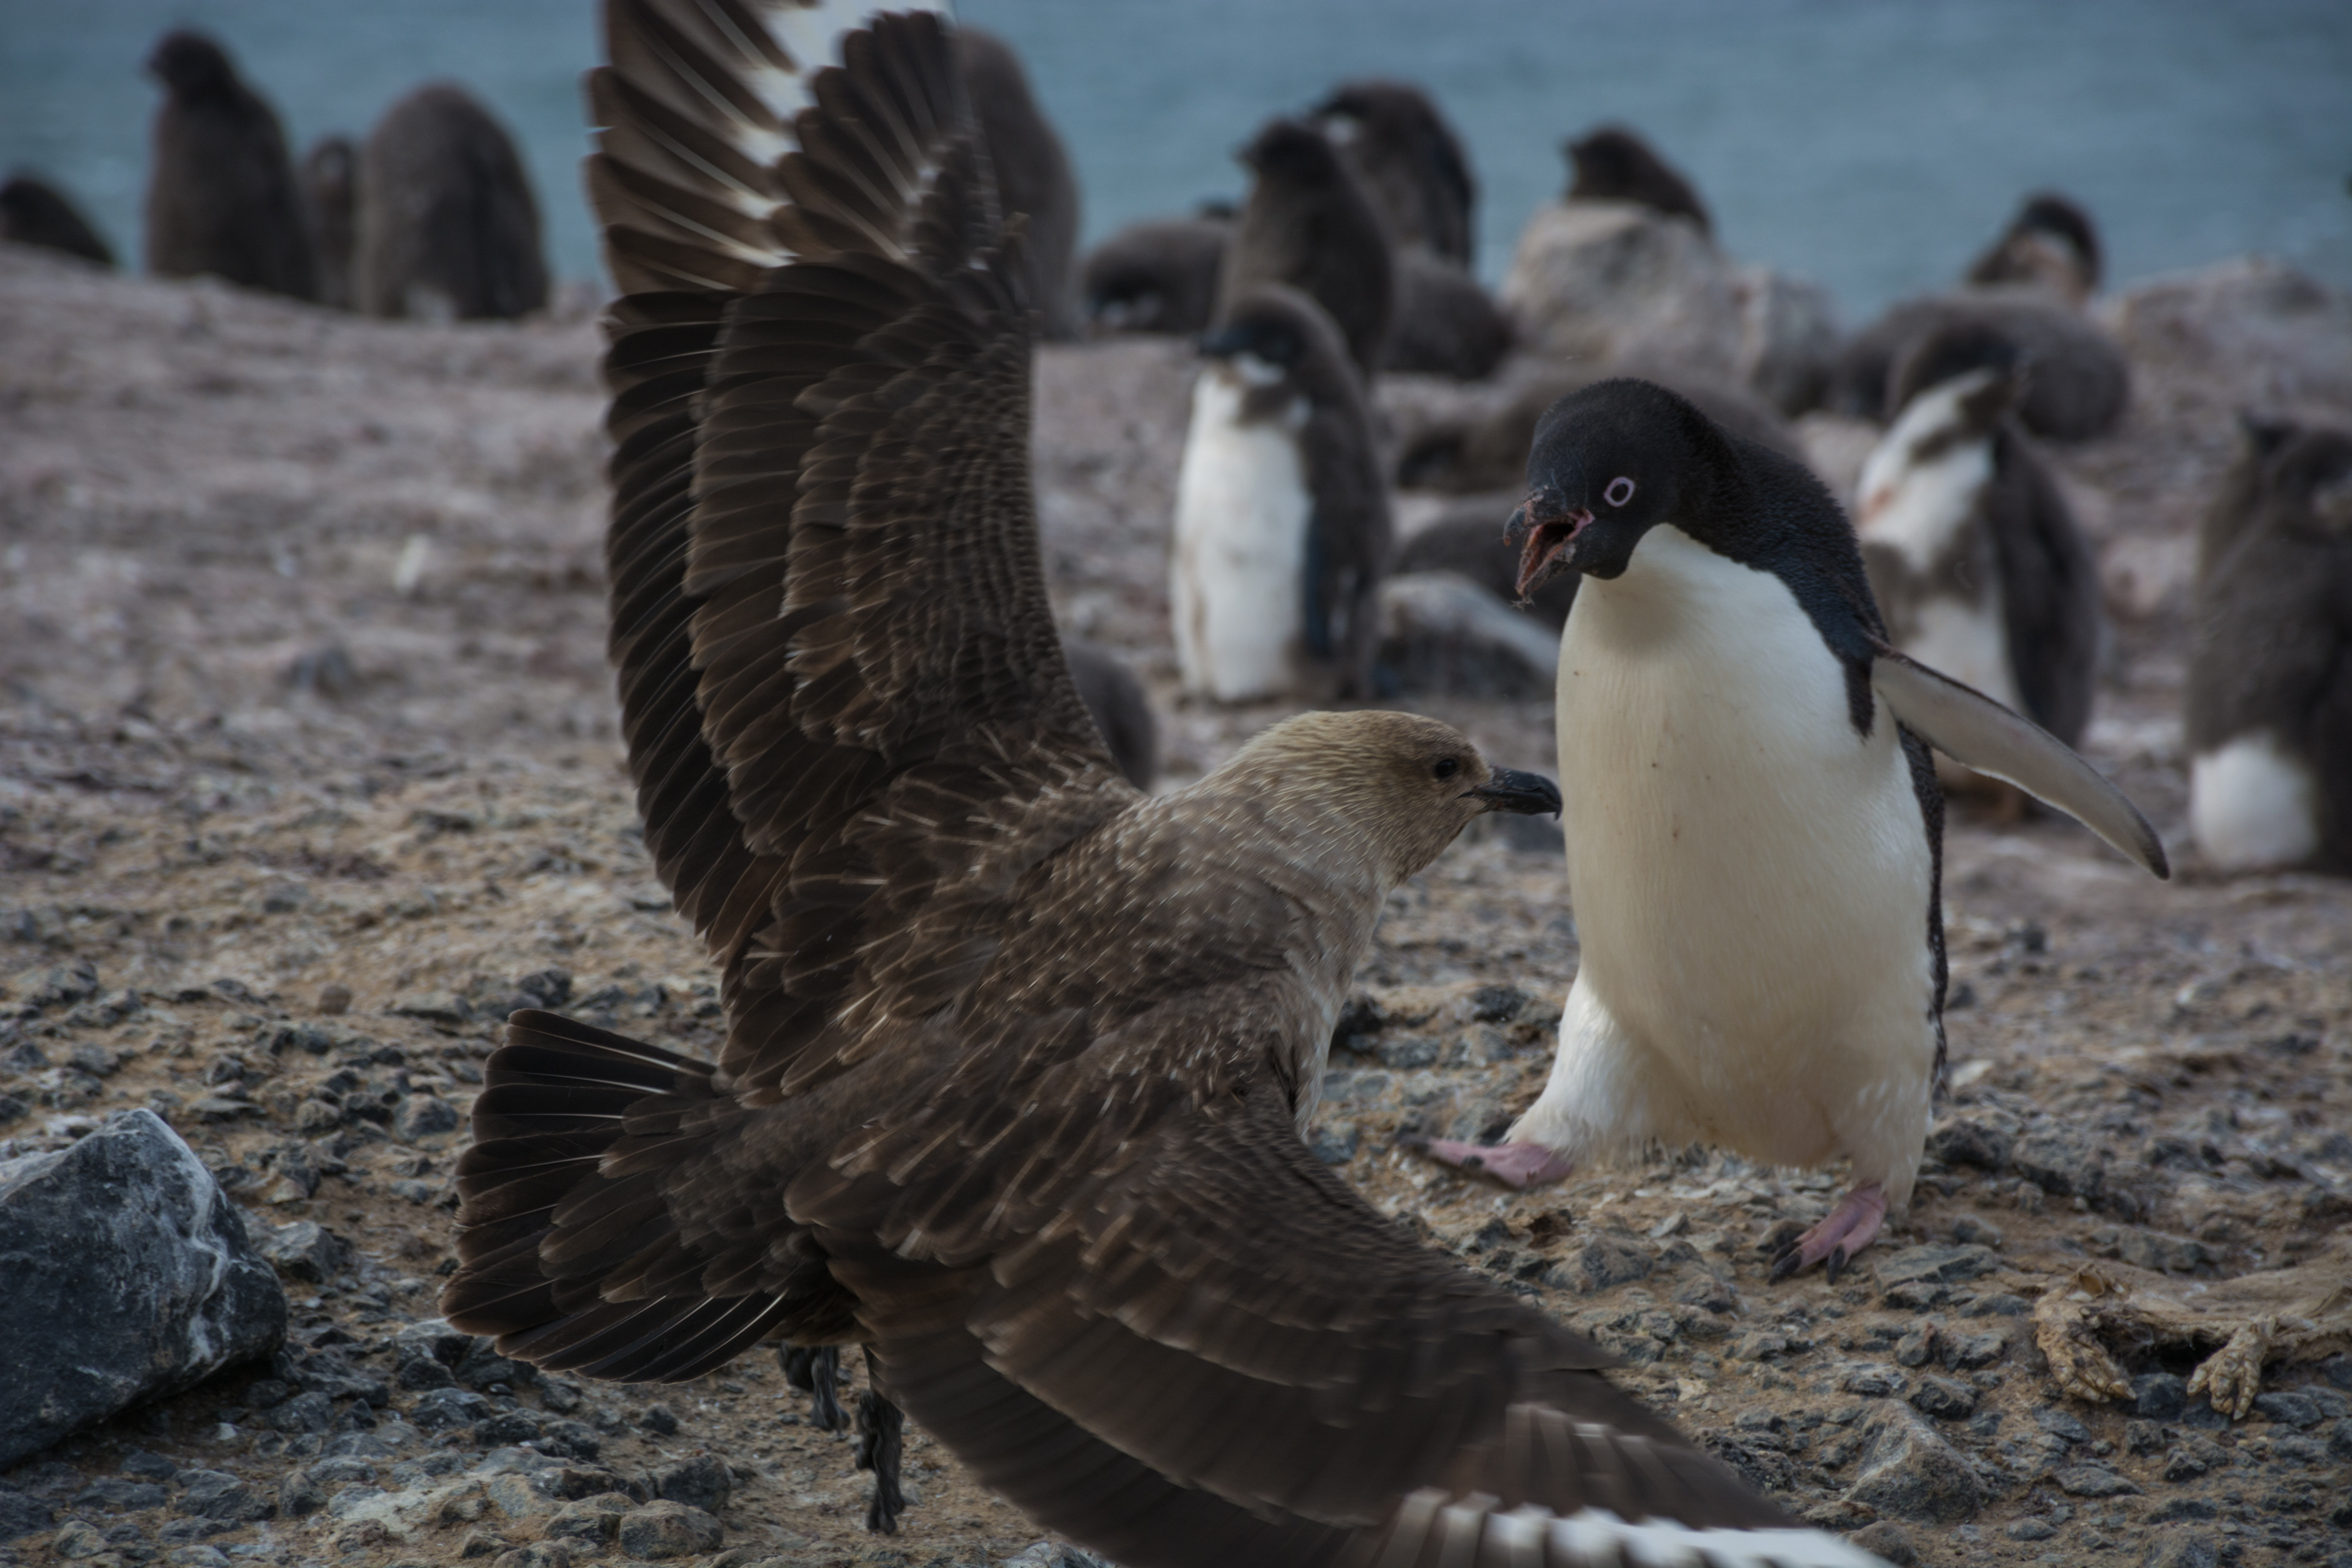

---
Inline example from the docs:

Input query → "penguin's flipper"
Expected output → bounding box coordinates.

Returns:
[1869,643,2170,879]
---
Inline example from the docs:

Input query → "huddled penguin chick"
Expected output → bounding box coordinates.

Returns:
[1172,284,1389,703]
[1,173,114,267]
[1309,79,1476,268]
[300,136,359,310]
[1220,118,1394,380]
[956,28,1081,339]
[1081,213,1229,333]
[356,83,547,322]
[1061,638,1159,790]
[1966,190,2102,305]
[1416,377,2167,1281]
[142,30,316,300]
[1829,288,2129,440]
[2187,416,2352,872]
[1855,323,2102,795]
[1563,125,1710,234]
[1384,251,1512,379]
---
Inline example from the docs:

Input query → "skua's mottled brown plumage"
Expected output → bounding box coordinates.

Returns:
[443,7,1877,1566]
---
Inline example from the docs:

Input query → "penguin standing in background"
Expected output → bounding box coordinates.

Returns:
[142,30,316,299]
[1563,125,1711,233]
[1854,322,2102,794]
[1172,285,1389,702]
[1416,378,2167,1280]
[1966,191,2103,305]
[1,174,115,266]
[2187,416,2352,873]
[956,28,1083,340]
[358,83,547,322]
[1218,118,1394,380]
[1309,79,1476,268]
[300,136,358,310]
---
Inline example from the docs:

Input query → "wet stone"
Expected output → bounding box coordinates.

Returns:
[1561,1235,1652,1292]
[545,1493,630,1544]
[2010,1128,2106,1198]
[176,1470,272,1522]
[258,1219,352,1283]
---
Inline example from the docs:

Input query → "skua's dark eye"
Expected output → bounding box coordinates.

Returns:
[1434,758,1460,780]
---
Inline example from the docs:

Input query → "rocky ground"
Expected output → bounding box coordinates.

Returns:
[2,242,2350,1568]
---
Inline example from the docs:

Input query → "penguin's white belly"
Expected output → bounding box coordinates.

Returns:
[1171,371,1309,702]
[2191,731,2319,871]
[1526,525,1937,1199]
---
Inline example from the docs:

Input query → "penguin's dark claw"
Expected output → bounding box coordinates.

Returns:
[1766,1183,1889,1282]
[854,1386,906,1534]
[1768,1244,1805,1283]
[1826,1245,1849,1284]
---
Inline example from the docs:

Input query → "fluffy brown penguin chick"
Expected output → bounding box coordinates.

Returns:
[445,8,1890,1566]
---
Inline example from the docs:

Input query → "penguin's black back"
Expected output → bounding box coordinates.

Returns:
[1311,79,1476,268]
[355,82,546,322]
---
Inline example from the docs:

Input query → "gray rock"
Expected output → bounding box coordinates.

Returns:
[1840,1363,1906,1399]
[2032,1406,2092,1444]
[394,1094,460,1141]
[2010,1128,2106,1199]
[2250,1390,2321,1427]
[2142,1532,2221,1568]
[386,992,470,1025]
[1873,1243,1999,1292]
[615,1499,723,1559]
[2054,1464,2139,1497]
[257,1219,352,1283]
[2117,1230,2207,1273]
[1561,1235,1653,1292]
[653,1452,731,1514]
[74,1476,169,1509]
[2331,1416,2352,1461]
[544,1493,629,1544]
[2133,1371,2187,1420]
[2006,1517,2057,1540]
[1909,1376,1977,1420]
[1843,1403,1982,1523]
[176,1469,273,1522]
[0,1110,285,1467]
[1942,1330,2007,1370]
[0,1486,54,1540]
[1307,1120,1359,1165]
[409,1388,492,1431]
[1925,1116,2012,1171]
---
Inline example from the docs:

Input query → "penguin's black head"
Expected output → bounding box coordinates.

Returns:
[147,31,237,98]
[1198,283,1354,398]
[2012,192,2103,284]
[1240,118,1341,184]
[1507,377,1725,595]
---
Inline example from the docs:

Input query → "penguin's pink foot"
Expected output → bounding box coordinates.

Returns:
[1769,1182,1887,1282]
[1409,1136,1575,1189]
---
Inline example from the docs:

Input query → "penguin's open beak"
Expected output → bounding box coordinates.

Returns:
[1505,499,1593,599]
[1469,767,1562,817]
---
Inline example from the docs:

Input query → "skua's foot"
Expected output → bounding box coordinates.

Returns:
[1406,1136,1575,1189]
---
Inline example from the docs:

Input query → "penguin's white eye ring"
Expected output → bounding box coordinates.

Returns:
[1604,476,1636,508]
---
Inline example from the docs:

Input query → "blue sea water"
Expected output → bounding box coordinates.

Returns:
[1,0,2345,317]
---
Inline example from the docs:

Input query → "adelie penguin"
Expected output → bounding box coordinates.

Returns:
[142,30,316,300]
[1854,322,2102,803]
[2187,415,2352,874]
[1219,117,1394,380]
[1171,283,1389,703]
[1417,377,2169,1281]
